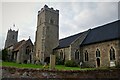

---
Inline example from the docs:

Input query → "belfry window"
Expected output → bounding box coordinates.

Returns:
[75,50,80,60]
[50,18,54,24]
[96,49,100,57]
[85,50,88,61]
[110,47,115,61]
[60,50,64,59]
[12,35,14,39]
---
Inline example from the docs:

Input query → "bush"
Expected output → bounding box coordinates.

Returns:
[56,57,64,65]
[115,64,120,68]
[2,49,8,61]
[65,60,78,67]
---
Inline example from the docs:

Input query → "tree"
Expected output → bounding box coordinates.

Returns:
[2,49,8,61]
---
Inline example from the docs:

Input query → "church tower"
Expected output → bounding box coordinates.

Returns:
[5,28,18,48]
[34,5,59,63]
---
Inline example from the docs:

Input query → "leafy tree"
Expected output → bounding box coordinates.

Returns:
[2,49,8,61]
[0,49,2,60]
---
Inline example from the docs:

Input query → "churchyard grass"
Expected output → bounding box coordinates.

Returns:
[55,65,81,70]
[2,61,43,69]
[2,61,82,70]
[1,61,109,70]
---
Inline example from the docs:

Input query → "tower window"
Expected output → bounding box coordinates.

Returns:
[96,49,100,58]
[85,50,88,61]
[12,35,14,39]
[75,50,80,60]
[110,47,115,61]
[50,18,54,24]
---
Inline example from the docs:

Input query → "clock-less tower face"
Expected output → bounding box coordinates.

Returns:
[34,5,59,63]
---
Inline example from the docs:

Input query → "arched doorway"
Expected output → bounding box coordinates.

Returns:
[96,58,100,67]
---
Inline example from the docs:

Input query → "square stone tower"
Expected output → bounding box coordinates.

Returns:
[5,28,18,48]
[34,5,59,63]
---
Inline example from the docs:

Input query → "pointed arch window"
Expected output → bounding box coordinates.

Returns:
[12,35,14,39]
[75,50,80,60]
[85,50,88,61]
[110,47,115,61]
[60,50,64,59]
[50,18,54,24]
[96,49,100,58]
[26,46,30,55]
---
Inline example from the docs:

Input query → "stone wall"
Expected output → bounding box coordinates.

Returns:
[1,67,120,79]
[55,47,71,61]
[81,40,120,68]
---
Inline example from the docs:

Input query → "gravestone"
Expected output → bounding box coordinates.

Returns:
[110,61,115,67]
[50,54,56,69]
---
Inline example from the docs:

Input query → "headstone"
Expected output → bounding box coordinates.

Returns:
[50,54,55,69]
[110,61,115,67]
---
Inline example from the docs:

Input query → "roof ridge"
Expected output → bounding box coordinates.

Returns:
[60,30,86,41]
[13,40,26,51]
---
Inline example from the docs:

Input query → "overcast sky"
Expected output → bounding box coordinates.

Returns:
[0,0,119,49]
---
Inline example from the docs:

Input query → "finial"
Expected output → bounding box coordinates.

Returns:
[44,5,48,8]
[13,24,15,27]
[29,36,30,39]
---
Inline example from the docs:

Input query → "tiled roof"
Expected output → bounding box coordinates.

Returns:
[13,38,33,51]
[13,40,26,51]
[55,30,89,49]
[55,20,119,49]
[82,20,120,45]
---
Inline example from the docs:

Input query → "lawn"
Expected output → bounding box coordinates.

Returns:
[1,61,83,70]
[2,61,43,69]
[1,61,101,70]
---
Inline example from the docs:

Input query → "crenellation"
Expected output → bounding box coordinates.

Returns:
[38,5,59,15]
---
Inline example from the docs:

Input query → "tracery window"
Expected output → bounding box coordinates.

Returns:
[75,50,80,60]
[96,49,100,57]
[110,47,115,61]
[85,50,88,61]
[26,46,30,55]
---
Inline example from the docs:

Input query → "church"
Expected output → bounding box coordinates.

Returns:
[4,29,33,64]
[34,5,120,68]
[4,5,120,68]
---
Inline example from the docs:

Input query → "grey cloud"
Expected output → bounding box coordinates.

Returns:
[1,2,118,49]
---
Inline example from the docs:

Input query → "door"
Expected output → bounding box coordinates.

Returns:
[97,58,100,67]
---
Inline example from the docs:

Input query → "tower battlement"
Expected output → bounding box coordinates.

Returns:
[8,28,18,33]
[38,5,59,14]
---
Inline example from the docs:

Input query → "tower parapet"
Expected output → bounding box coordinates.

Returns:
[38,5,59,14]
